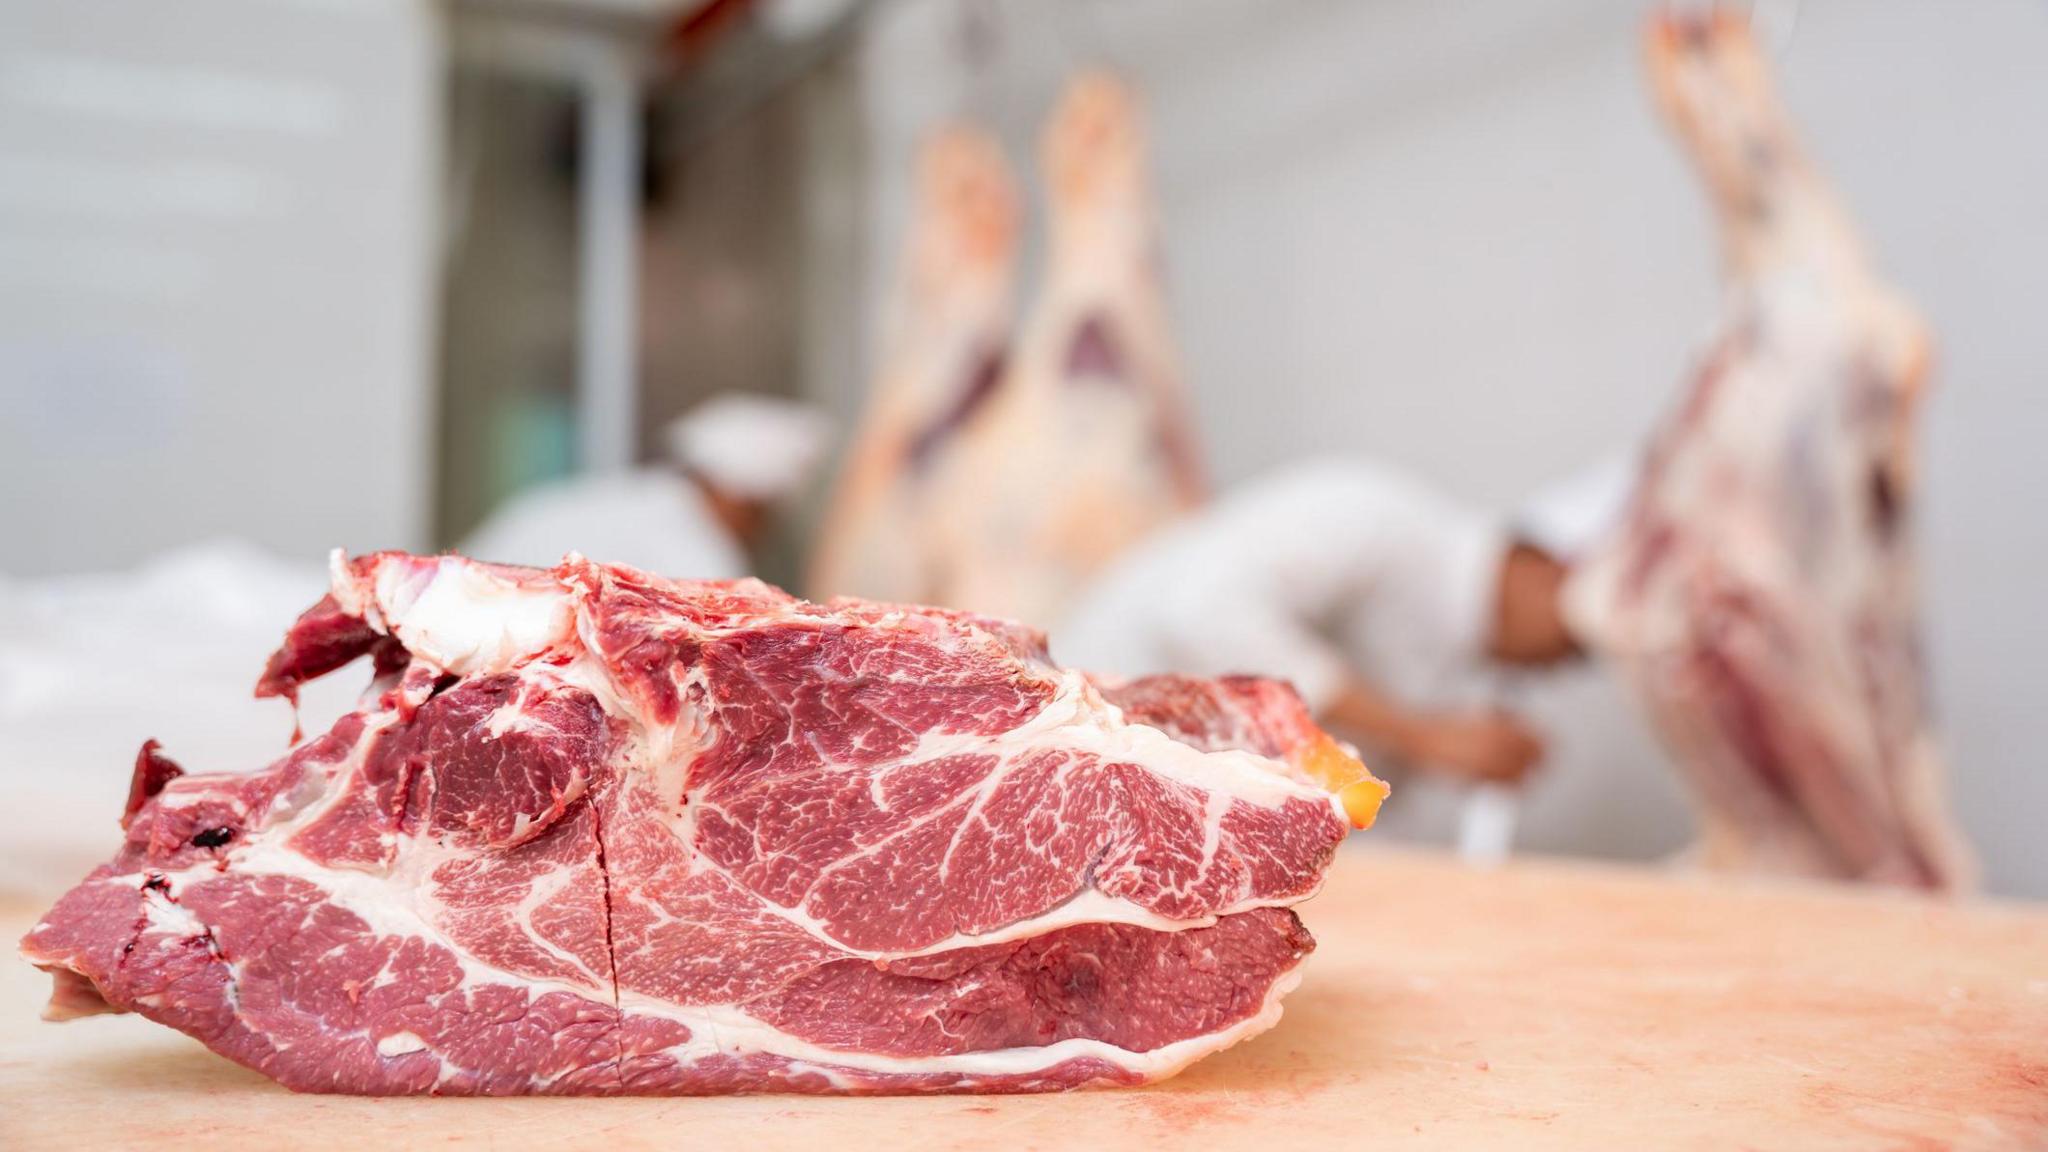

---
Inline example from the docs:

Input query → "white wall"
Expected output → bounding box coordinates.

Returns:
[856,0,2048,895]
[0,0,441,577]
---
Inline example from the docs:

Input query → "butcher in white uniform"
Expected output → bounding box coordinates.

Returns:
[1059,458,1615,790]
[462,393,828,580]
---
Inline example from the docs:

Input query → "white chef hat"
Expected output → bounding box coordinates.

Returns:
[664,392,832,502]
[1514,451,1639,558]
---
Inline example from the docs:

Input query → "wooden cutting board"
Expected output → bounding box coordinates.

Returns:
[3,846,2044,1151]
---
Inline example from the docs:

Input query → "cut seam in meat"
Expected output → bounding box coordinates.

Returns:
[586,795,627,1091]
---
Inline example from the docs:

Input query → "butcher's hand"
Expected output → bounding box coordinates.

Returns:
[1408,710,1545,784]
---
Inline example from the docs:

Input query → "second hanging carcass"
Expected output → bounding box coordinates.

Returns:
[930,73,1207,628]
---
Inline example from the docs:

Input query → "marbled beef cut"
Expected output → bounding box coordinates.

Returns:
[21,551,1383,1094]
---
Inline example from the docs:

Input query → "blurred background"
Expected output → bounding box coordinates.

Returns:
[2,0,2044,898]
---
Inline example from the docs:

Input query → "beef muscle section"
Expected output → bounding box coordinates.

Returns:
[22,552,1382,1094]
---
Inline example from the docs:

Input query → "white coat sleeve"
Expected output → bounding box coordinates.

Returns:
[1151,597,1351,715]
